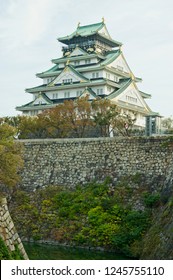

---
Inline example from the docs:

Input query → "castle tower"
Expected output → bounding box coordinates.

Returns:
[16,20,153,128]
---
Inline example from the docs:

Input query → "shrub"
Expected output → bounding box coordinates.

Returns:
[143,192,161,208]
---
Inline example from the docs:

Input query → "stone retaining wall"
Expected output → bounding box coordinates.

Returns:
[19,137,173,191]
[0,197,28,259]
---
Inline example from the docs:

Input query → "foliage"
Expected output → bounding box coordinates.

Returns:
[112,113,136,136]
[161,136,173,148]
[142,192,161,208]
[91,99,119,137]
[0,236,11,259]
[161,117,173,130]
[1,98,137,139]
[0,237,24,260]
[0,123,23,191]
[10,180,153,256]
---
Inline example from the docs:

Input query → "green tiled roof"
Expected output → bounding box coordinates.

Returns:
[80,87,97,99]
[41,93,53,104]
[58,21,122,47]
[107,79,132,99]
[100,50,121,66]
[17,93,53,109]
[51,53,104,64]
[48,64,89,86]
[139,91,151,99]
[67,64,89,81]
[58,22,105,41]
[37,51,121,79]
[146,111,162,117]
[26,78,108,93]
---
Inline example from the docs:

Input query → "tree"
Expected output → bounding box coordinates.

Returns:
[161,117,173,129]
[1,99,137,139]
[42,104,72,138]
[112,113,136,136]
[0,123,23,194]
[64,96,93,137]
[44,96,93,138]
[91,98,119,137]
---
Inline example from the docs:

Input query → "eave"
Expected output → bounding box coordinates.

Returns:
[26,79,117,93]
[16,104,57,111]
[107,79,132,99]
[37,51,141,82]
[58,21,122,47]
[111,99,151,114]
[36,64,104,78]
[140,91,151,99]
[51,53,105,64]
[59,34,122,48]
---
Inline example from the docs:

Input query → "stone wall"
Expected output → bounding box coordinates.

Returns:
[0,197,28,259]
[19,137,173,191]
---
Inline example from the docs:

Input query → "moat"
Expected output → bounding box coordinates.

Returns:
[24,243,129,260]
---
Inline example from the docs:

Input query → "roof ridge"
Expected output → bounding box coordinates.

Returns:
[68,64,89,81]
[78,22,103,29]
[107,79,132,99]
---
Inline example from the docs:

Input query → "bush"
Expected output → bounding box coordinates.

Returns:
[0,237,11,260]
[143,192,161,208]
[0,237,24,260]
[10,180,153,256]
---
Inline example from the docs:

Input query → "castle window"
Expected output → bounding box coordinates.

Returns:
[92,72,95,78]
[62,79,72,84]
[126,95,137,103]
[96,88,103,95]
[107,86,111,92]
[85,59,91,64]
[117,65,123,71]
[106,73,110,79]
[114,76,119,82]
[65,91,70,98]
[74,61,80,66]
[53,93,58,99]
[96,72,99,78]
[31,110,38,116]
[76,91,82,97]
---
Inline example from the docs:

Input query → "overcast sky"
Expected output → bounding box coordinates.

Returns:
[0,0,173,117]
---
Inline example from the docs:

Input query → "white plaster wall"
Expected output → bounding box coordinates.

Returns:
[103,70,120,82]
[109,55,130,73]
[45,88,86,99]
[84,70,103,79]
[118,84,146,108]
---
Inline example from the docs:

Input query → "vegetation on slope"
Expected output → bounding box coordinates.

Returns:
[0,122,23,195]
[0,237,24,260]
[9,177,163,257]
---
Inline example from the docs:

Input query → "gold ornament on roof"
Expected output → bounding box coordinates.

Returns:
[102,17,105,23]
[77,22,80,27]
[66,59,70,65]
[130,72,135,80]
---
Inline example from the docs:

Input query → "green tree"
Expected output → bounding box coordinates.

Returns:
[0,123,23,192]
